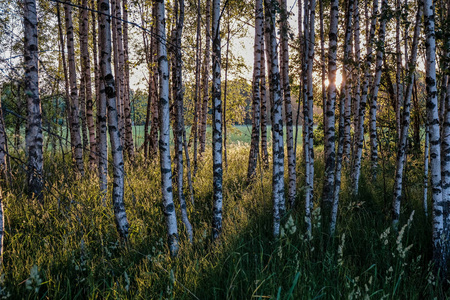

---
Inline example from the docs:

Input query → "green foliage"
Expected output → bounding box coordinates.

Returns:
[0,141,447,298]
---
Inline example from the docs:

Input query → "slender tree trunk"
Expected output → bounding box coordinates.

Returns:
[280,0,296,207]
[319,0,326,144]
[173,0,193,243]
[192,0,201,173]
[80,0,96,169]
[211,0,223,241]
[424,0,445,273]
[264,0,285,238]
[260,29,269,168]
[122,0,134,162]
[368,0,388,178]
[24,0,44,202]
[248,0,263,181]
[91,0,100,167]
[352,0,361,164]
[395,0,403,141]
[331,0,353,235]
[441,0,450,262]
[199,0,211,158]
[322,0,339,219]
[223,8,230,170]
[155,0,179,256]
[301,0,311,227]
[78,0,89,154]
[352,0,378,194]
[307,0,315,214]
[392,3,422,228]
[424,123,429,217]
[149,9,159,158]
[96,0,107,204]
[64,2,84,176]
[99,0,130,239]
[56,3,72,139]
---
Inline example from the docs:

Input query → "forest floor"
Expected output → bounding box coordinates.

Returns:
[0,129,448,299]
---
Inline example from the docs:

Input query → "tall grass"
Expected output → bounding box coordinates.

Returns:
[0,142,446,299]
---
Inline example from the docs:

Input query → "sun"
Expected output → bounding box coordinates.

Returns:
[324,71,343,87]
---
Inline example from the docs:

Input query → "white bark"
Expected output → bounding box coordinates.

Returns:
[351,0,378,194]
[424,0,445,271]
[24,0,44,201]
[331,0,353,236]
[322,0,339,219]
[247,0,263,181]
[368,0,388,177]
[211,0,223,241]
[265,0,285,238]
[392,3,422,228]
[98,0,130,239]
[64,2,84,176]
[155,0,179,255]
[280,0,296,207]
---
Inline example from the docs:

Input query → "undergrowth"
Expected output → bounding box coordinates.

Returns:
[0,144,447,299]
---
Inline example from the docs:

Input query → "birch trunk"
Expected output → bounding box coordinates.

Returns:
[122,0,135,162]
[91,0,101,167]
[441,0,450,254]
[264,0,285,238]
[424,124,429,217]
[301,0,310,226]
[424,0,445,272]
[307,0,316,213]
[395,0,403,141]
[96,0,107,203]
[199,0,211,157]
[211,0,223,241]
[352,0,378,194]
[280,0,296,207]
[368,0,388,177]
[352,0,361,162]
[80,0,96,169]
[331,0,353,235]
[155,0,179,255]
[192,0,201,173]
[65,2,84,176]
[247,0,263,181]
[260,31,269,168]
[99,0,130,239]
[78,0,88,154]
[392,3,422,227]
[149,9,159,158]
[24,0,44,201]
[173,0,193,243]
[322,0,339,218]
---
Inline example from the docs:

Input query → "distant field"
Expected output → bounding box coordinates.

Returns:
[132,124,303,148]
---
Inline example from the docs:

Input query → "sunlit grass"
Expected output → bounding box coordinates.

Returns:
[0,141,446,298]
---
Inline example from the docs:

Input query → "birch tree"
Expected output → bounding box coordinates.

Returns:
[331,0,353,235]
[173,0,193,243]
[64,1,84,175]
[98,0,129,239]
[280,0,296,207]
[247,0,263,181]
[392,2,422,227]
[80,0,96,169]
[264,0,285,238]
[368,0,388,177]
[211,0,223,241]
[199,0,211,157]
[322,0,339,219]
[352,0,378,194]
[155,0,179,255]
[423,0,445,272]
[24,0,44,201]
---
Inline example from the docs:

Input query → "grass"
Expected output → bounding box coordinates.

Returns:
[0,135,447,298]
